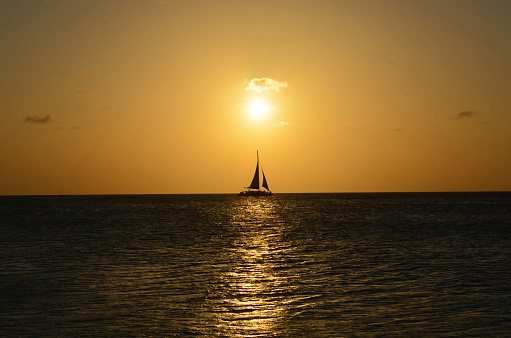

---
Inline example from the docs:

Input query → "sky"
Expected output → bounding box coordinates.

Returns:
[1,0,511,195]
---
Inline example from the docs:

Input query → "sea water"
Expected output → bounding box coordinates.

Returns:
[1,192,510,336]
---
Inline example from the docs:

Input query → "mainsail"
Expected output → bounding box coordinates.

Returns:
[248,162,260,189]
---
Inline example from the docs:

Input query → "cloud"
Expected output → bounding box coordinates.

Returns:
[23,115,52,124]
[273,121,289,127]
[451,111,475,120]
[246,78,288,92]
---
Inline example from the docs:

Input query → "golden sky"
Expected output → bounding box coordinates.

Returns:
[1,0,511,194]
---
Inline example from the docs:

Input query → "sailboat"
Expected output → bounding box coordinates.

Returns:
[238,151,273,196]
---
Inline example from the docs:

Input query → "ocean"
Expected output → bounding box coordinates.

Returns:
[1,192,510,336]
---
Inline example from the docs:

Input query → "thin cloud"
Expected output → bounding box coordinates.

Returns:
[246,78,288,92]
[451,111,475,120]
[23,115,52,124]
[273,121,289,127]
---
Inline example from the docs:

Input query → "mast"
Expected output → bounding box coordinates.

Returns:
[257,150,260,190]
[248,150,260,189]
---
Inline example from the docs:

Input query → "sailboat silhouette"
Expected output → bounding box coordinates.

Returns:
[238,151,273,196]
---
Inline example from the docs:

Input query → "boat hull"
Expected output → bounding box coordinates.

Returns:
[238,190,273,196]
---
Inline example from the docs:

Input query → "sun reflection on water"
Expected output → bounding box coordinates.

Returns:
[200,197,292,337]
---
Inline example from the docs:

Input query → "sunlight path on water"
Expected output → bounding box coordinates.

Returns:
[197,197,318,337]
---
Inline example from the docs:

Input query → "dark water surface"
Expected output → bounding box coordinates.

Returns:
[1,192,510,336]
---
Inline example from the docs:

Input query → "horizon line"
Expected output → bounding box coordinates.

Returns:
[1,190,510,197]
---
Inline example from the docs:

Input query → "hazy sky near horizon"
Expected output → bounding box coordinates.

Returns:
[1,0,511,194]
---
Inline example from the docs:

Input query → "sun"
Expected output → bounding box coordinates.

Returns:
[249,101,267,118]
